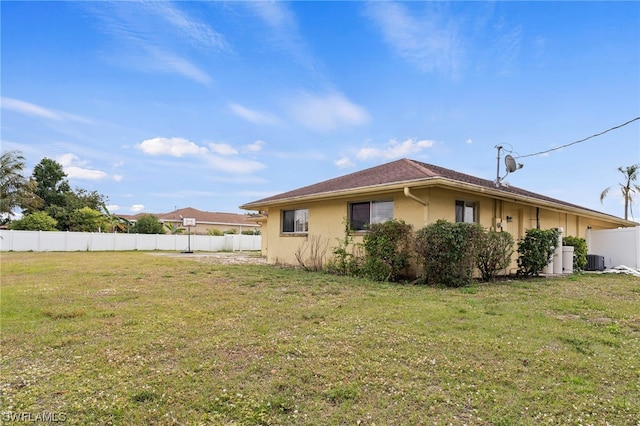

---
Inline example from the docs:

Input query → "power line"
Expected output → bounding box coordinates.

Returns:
[515,116,640,159]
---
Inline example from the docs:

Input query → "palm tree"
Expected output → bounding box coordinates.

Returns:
[0,150,41,220]
[600,163,640,220]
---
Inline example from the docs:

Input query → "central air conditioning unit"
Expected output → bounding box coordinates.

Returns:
[586,254,605,271]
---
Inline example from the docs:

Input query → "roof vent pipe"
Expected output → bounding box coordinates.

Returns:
[404,187,428,206]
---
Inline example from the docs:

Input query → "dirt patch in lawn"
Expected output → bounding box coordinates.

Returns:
[149,251,267,265]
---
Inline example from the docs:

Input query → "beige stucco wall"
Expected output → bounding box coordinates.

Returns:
[258,187,628,274]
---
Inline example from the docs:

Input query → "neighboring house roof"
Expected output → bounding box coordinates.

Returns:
[240,158,637,227]
[121,207,260,227]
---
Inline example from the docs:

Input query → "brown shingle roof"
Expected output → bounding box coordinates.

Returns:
[121,208,259,226]
[240,158,634,224]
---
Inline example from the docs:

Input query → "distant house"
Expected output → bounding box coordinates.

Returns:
[240,158,637,270]
[122,207,261,235]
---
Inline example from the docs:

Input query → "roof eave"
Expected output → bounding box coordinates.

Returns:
[240,177,638,228]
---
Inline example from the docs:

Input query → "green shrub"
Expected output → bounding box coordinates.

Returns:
[361,219,413,282]
[9,211,58,231]
[326,218,361,276]
[131,215,164,234]
[516,228,560,277]
[207,228,224,236]
[563,235,587,271]
[476,230,514,281]
[414,220,484,287]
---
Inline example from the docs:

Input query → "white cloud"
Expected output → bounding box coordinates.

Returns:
[289,91,369,132]
[356,138,435,161]
[56,153,109,181]
[1,97,94,123]
[106,204,120,212]
[365,2,461,76]
[335,156,355,169]
[131,204,145,213]
[113,174,123,182]
[137,137,208,157]
[207,155,265,174]
[230,103,280,125]
[208,142,238,156]
[244,140,266,153]
[466,138,473,144]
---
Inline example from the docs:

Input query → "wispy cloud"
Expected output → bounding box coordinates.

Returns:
[86,1,227,85]
[288,91,370,132]
[230,103,281,126]
[1,97,94,124]
[208,142,238,156]
[335,156,356,169]
[206,155,265,174]
[364,2,462,77]
[152,2,227,51]
[244,140,266,153]
[244,2,319,75]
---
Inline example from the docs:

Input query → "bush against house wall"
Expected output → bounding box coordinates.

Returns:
[517,228,560,277]
[476,230,514,281]
[563,235,587,271]
[414,220,484,287]
[360,219,414,282]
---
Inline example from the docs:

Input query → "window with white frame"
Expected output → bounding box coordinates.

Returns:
[455,200,478,223]
[282,208,308,233]
[349,200,394,231]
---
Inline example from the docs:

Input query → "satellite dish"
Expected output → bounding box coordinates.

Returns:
[505,155,517,173]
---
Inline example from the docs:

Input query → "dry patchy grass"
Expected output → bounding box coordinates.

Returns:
[1,252,639,425]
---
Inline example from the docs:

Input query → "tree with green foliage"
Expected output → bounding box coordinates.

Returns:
[9,211,58,231]
[414,220,484,287]
[0,150,41,220]
[600,163,640,220]
[131,215,164,234]
[68,207,110,232]
[361,219,414,282]
[164,222,185,234]
[516,228,560,277]
[31,158,71,211]
[104,206,131,233]
[26,157,110,231]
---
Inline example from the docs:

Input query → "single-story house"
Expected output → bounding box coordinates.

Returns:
[123,207,261,235]
[240,158,637,272]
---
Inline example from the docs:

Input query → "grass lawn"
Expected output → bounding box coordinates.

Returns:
[1,252,639,425]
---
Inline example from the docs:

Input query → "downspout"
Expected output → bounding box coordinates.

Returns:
[404,187,429,226]
[404,187,427,206]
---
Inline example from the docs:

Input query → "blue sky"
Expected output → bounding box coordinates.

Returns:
[2,1,639,220]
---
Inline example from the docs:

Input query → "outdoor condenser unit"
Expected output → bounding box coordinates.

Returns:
[586,254,605,271]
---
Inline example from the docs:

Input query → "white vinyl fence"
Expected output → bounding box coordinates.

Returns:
[0,230,261,253]
[588,226,640,269]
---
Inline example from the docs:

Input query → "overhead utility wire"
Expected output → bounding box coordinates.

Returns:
[515,116,640,159]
